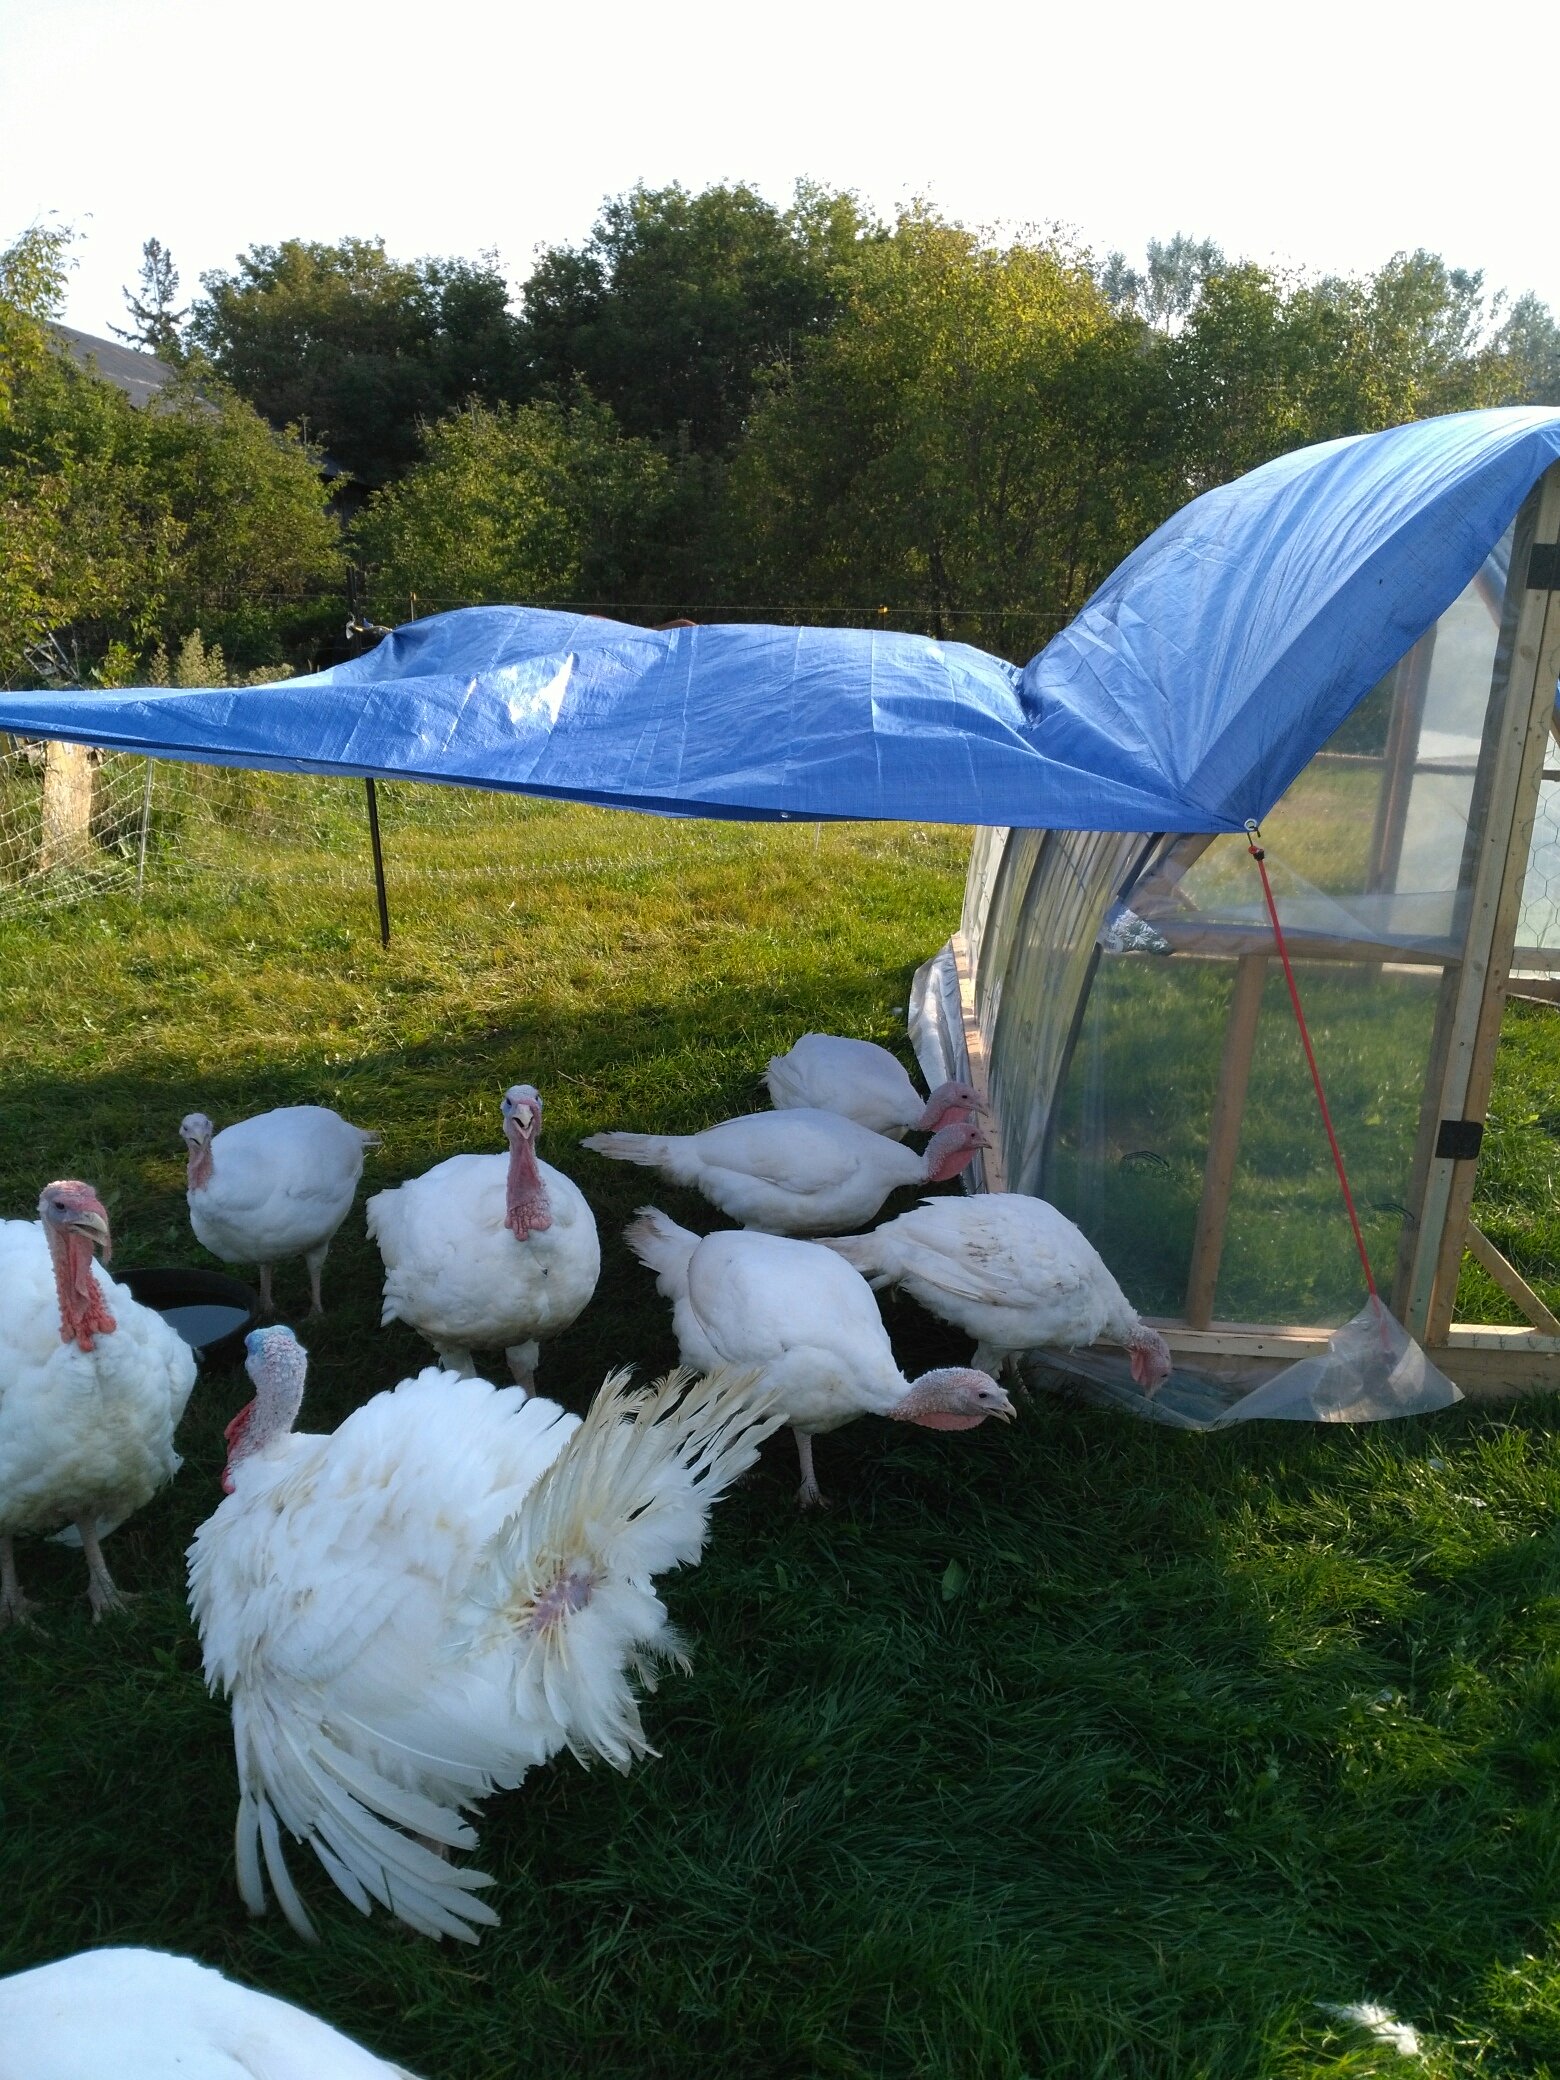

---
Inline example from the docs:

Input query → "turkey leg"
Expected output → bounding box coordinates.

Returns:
[75,1516,130,1620]
[0,1536,39,1629]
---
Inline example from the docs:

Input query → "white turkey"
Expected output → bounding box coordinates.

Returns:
[765,1032,983,1140]
[180,1105,379,1315]
[0,1180,197,1626]
[365,1084,599,1389]
[582,1109,989,1236]
[625,1208,1014,1507]
[822,1192,1173,1391]
[0,1947,421,2080]
[187,1325,778,1943]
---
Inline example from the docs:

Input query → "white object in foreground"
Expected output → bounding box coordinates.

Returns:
[188,1327,777,1942]
[0,1947,421,2079]
[822,1192,1173,1390]
[764,1033,982,1140]
[625,1208,1014,1506]
[584,1108,988,1235]
[0,1181,196,1625]
[181,1105,379,1315]
[366,1084,599,1388]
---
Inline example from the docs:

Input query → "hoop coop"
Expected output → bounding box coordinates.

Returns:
[913,463,1560,1401]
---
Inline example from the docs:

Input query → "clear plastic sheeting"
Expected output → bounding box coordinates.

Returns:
[1022,1299,1462,1431]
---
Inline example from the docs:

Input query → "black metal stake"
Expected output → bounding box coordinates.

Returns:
[365,777,390,946]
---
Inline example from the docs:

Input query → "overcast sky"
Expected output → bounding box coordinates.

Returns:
[5,0,1556,340]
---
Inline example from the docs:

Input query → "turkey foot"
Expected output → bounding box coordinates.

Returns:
[0,1537,41,1630]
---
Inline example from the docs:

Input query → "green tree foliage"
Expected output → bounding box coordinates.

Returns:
[1099,233,1227,330]
[1164,251,1534,493]
[188,238,522,484]
[721,209,1173,652]
[111,237,188,361]
[517,180,879,454]
[353,393,669,616]
[0,228,342,682]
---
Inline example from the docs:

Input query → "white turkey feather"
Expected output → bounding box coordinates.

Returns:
[822,1194,1148,1357]
[584,1108,982,1235]
[366,1150,598,1364]
[189,1358,777,1941]
[0,1947,421,2079]
[0,1216,195,1547]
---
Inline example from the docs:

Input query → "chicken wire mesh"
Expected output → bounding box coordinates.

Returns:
[0,734,869,928]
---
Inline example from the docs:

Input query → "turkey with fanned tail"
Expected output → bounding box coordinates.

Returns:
[187,1326,778,1943]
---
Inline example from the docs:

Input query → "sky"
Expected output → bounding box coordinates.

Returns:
[4,0,1558,339]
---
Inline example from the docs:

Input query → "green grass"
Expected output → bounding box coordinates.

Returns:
[6,790,1560,2077]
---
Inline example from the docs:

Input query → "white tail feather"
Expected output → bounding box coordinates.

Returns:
[623,1205,700,1297]
[817,1232,892,1287]
[453,1366,780,1770]
[580,1130,679,1172]
[764,1055,808,1109]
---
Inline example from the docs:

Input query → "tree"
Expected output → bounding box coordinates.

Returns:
[187,238,523,483]
[111,237,188,360]
[353,393,669,618]
[1163,252,1534,495]
[0,221,342,683]
[1492,291,1560,404]
[516,180,879,453]
[721,209,1171,655]
[1099,234,1226,331]
[0,220,74,422]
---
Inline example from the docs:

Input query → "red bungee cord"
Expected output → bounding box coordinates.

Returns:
[1244,819,1380,1304]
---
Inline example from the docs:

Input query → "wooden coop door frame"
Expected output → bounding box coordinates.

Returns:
[1404,461,1560,1344]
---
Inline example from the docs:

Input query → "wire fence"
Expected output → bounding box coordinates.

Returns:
[0,591,1071,923]
[0,740,919,928]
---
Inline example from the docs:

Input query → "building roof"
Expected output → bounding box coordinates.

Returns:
[47,324,178,409]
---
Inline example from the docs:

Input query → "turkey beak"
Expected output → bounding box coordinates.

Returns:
[991,1391,1017,1422]
[66,1206,112,1257]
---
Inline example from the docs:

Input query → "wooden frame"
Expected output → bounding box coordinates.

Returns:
[949,929,1008,1192]
[1407,466,1560,1341]
[1183,953,1266,1328]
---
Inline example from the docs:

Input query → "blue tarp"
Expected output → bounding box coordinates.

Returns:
[5,406,1560,832]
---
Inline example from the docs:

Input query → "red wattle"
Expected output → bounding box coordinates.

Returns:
[505,1125,553,1238]
[54,1228,117,1351]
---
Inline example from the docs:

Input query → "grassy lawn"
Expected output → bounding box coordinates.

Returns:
[5,786,1560,2077]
